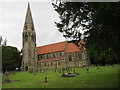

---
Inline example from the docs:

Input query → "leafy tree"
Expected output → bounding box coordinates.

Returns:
[52,2,120,64]
[52,2,92,43]
[2,46,21,72]
[86,3,120,64]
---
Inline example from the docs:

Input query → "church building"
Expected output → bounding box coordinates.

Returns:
[37,41,90,70]
[21,3,90,72]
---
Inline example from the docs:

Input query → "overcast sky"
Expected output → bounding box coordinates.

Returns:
[0,0,65,50]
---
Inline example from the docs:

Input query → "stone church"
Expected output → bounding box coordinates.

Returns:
[21,3,90,72]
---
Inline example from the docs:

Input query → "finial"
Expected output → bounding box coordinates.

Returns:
[28,2,30,7]
[27,2,31,9]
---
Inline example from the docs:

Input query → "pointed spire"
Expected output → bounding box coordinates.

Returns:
[24,2,34,31]
[25,2,33,22]
[28,2,30,8]
[28,2,31,11]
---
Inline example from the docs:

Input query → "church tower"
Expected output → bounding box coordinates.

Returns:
[21,3,37,73]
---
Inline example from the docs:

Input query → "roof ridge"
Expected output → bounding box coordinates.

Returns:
[37,41,66,48]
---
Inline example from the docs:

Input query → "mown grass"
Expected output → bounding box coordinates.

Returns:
[0,73,2,89]
[2,65,119,88]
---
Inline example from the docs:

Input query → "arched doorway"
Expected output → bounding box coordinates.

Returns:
[25,66,28,71]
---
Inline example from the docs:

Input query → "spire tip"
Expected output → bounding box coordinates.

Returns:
[28,2,30,8]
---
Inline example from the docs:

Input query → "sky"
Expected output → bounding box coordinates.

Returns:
[0,0,65,50]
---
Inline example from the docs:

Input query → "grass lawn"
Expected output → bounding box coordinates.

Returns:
[0,73,2,89]
[2,65,119,88]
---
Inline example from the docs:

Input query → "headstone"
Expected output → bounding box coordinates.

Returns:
[44,76,48,83]
[59,69,61,73]
[3,71,10,83]
[33,71,36,75]
[54,69,56,72]
[73,69,76,73]
[96,64,100,69]
[86,66,89,73]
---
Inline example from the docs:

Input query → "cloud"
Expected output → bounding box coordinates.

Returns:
[0,2,65,50]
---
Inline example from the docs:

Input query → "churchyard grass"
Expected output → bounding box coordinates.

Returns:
[0,73,2,89]
[2,65,119,88]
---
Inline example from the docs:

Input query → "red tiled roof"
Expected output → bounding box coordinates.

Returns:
[37,41,66,54]
[37,57,64,63]
[66,43,80,53]
[37,41,85,54]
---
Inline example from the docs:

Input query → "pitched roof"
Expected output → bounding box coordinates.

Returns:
[66,43,80,53]
[37,41,82,54]
[37,41,66,54]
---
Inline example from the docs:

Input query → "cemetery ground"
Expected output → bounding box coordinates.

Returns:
[1,65,119,88]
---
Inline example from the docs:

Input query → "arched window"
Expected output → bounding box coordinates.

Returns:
[46,54,48,58]
[40,55,42,59]
[58,62,60,65]
[38,55,39,60]
[53,53,55,57]
[24,34,28,41]
[31,35,35,41]
[60,52,62,56]
[68,55,72,61]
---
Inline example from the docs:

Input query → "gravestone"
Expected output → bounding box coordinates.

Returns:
[33,70,36,75]
[3,71,10,83]
[2,71,20,84]
[86,66,89,73]
[73,69,76,73]
[59,69,61,73]
[44,76,48,83]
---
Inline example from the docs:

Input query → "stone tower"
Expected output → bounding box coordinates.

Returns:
[21,3,37,73]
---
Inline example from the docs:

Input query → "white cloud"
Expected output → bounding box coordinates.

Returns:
[0,2,65,50]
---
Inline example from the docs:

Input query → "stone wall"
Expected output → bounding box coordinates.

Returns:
[38,51,65,60]
[38,59,66,70]
[37,50,90,70]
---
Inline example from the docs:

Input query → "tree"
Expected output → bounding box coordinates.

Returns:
[86,3,120,64]
[2,46,21,72]
[52,2,120,64]
[0,36,7,46]
[52,2,92,44]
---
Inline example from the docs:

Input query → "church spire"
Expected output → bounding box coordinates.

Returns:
[22,3,37,72]
[24,3,34,31]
